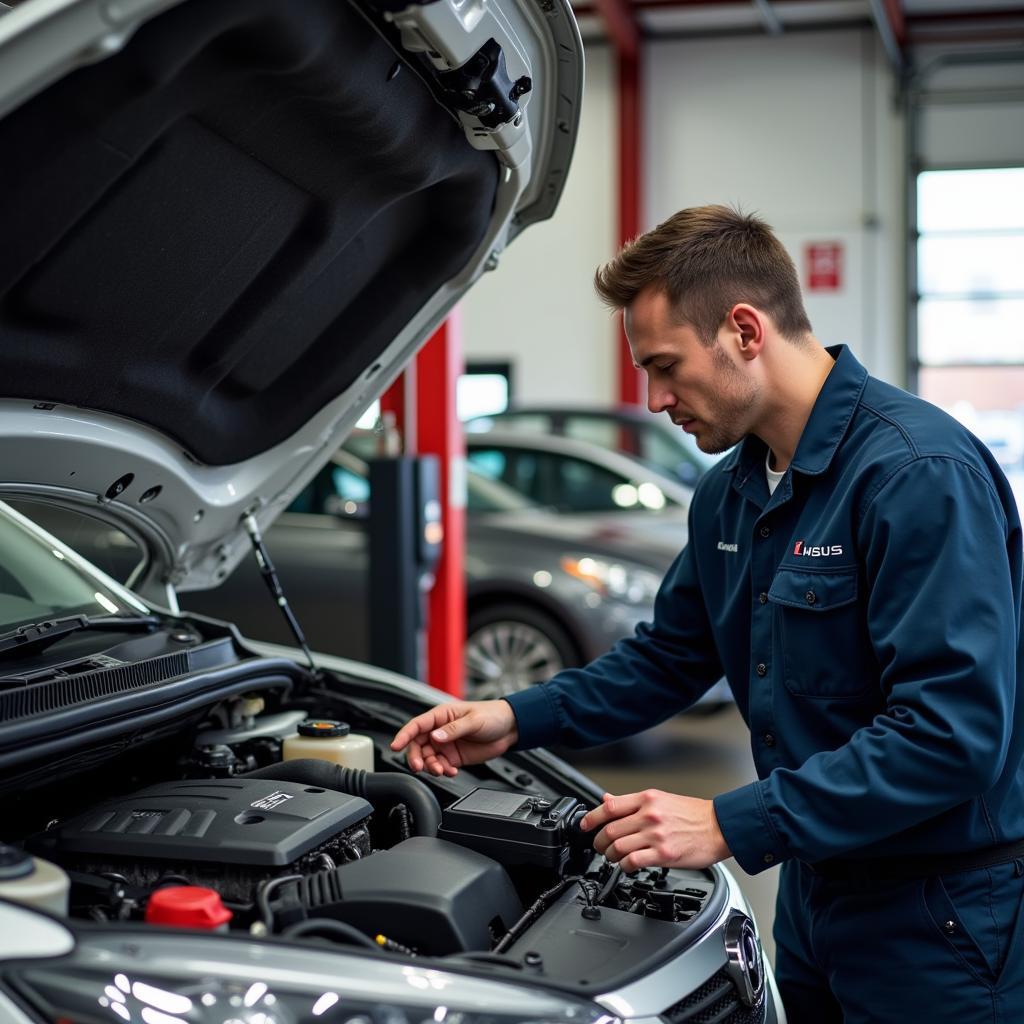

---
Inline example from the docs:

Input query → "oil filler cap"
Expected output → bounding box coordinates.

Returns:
[0,843,33,881]
[145,886,232,930]
[298,719,350,737]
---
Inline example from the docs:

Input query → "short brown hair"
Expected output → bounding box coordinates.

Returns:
[594,204,812,344]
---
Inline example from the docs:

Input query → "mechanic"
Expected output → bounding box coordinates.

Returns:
[391,204,1024,1022]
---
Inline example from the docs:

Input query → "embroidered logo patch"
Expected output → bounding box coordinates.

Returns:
[793,540,844,557]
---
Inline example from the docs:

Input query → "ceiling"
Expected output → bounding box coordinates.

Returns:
[571,0,1024,56]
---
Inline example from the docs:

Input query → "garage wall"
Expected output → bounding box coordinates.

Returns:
[647,28,905,385]
[461,27,907,402]
[460,46,618,406]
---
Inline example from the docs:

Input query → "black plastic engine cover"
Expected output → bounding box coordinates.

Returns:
[282,836,523,954]
[30,779,371,866]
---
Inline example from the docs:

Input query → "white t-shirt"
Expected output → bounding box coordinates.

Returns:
[766,451,785,495]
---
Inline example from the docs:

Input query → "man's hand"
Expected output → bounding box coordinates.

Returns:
[579,789,731,872]
[390,699,519,776]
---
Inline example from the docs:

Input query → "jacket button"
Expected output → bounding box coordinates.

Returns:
[805,590,817,605]
[763,853,775,865]
[763,733,775,747]
[759,526,771,538]
[943,920,957,935]
[756,663,768,677]
[759,592,768,605]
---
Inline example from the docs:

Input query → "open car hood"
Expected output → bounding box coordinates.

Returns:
[0,0,583,604]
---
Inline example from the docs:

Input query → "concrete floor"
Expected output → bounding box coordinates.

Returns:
[560,704,781,964]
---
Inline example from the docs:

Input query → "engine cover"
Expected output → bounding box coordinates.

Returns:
[276,836,523,955]
[30,779,372,867]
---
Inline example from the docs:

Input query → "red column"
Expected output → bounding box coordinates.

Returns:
[379,364,416,452]
[616,50,644,406]
[415,313,466,697]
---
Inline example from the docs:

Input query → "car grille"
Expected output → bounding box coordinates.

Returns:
[661,966,767,1024]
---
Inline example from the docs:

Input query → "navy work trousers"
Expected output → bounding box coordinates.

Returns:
[774,858,1024,1022]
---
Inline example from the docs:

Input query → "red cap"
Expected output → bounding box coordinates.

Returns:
[145,886,232,930]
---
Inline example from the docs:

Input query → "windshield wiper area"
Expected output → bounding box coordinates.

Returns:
[0,615,162,658]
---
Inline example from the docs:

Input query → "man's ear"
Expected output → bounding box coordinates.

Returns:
[728,304,766,362]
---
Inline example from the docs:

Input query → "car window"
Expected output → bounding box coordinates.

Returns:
[0,501,148,629]
[467,447,544,504]
[466,448,507,481]
[332,466,370,503]
[465,470,535,513]
[551,455,637,512]
[287,462,364,517]
[5,500,147,588]
[561,416,622,450]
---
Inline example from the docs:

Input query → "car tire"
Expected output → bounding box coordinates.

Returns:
[465,603,579,700]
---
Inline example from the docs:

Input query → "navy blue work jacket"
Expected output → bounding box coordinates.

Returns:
[506,346,1024,875]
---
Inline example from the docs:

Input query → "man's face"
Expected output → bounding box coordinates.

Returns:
[624,287,760,455]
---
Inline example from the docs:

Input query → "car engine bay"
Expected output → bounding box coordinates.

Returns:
[0,625,723,993]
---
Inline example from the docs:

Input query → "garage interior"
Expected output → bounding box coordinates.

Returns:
[1,0,1023,1009]
[377,0,1024,965]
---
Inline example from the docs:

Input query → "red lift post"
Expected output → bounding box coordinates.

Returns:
[593,0,645,407]
[377,316,466,699]
[415,314,466,698]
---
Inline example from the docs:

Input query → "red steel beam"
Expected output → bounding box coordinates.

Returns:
[594,0,644,404]
[593,0,641,57]
[415,314,466,698]
[617,50,644,405]
[882,0,906,49]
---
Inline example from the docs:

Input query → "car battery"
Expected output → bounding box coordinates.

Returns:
[438,787,589,871]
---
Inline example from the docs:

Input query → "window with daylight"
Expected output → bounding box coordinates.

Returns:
[915,167,1024,508]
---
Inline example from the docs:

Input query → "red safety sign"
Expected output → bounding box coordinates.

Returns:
[805,242,843,291]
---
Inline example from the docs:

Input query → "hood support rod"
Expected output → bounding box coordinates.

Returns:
[242,513,319,678]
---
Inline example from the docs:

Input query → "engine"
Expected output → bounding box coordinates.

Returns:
[23,767,601,957]
[28,778,375,904]
[16,698,714,971]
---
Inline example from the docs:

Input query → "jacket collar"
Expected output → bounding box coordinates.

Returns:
[723,344,868,478]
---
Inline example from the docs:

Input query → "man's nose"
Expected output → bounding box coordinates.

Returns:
[647,378,676,415]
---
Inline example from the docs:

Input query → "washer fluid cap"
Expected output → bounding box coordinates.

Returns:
[145,886,233,929]
[298,719,350,738]
[0,843,33,881]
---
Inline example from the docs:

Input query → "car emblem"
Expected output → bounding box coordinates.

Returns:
[724,912,765,1007]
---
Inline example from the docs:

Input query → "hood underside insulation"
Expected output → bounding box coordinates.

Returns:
[0,0,499,465]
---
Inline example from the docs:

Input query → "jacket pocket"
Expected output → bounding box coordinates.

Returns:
[768,567,873,698]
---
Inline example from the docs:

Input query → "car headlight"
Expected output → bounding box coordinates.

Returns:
[7,929,618,1024]
[560,557,661,606]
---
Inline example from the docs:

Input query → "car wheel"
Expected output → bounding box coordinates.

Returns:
[465,603,578,700]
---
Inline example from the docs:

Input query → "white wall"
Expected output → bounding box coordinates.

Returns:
[460,46,618,405]
[462,28,907,402]
[646,28,905,385]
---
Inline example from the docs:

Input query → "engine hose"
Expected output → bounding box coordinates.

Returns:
[243,759,441,837]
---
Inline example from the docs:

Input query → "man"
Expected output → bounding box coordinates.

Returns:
[391,205,1024,1022]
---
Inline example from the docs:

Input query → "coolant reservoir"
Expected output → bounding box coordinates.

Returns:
[0,845,69,916]
[283,719,374,771]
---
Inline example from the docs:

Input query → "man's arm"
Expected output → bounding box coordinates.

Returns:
[714,456,1019,873]
[506,501,725,750]
[392,487,724,774]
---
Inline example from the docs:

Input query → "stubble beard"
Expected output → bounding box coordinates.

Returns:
[692,345,760,454]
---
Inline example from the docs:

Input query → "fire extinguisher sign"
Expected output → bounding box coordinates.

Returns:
[805,242,843,291]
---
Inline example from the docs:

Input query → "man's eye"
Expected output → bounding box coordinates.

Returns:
[655,362,675,372]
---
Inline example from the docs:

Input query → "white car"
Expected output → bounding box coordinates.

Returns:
[466,432,695,514]
[0,2,781,1023]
